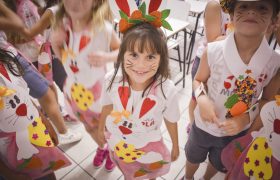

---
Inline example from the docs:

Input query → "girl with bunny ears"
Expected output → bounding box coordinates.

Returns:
[50,0,120,171]
[98,1,179,179]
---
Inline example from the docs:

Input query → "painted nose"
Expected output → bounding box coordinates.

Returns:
[16,104,27,116]
[119,126,132,135]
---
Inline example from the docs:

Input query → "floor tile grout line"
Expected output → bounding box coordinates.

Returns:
[77,163,96,180]
[59,164,79,180]
[174,165,186,180]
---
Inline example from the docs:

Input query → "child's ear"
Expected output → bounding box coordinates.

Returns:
[267,16,279,35]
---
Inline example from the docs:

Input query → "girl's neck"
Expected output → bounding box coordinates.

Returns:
[71,15,91,32]
[129,79,153,91]
[234,33,263,64]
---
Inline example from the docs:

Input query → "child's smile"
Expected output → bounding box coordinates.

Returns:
[124,50,160,90]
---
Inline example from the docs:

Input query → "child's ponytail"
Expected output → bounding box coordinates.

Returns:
[0,48,24,77]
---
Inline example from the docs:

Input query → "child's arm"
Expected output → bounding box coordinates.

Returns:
[204,1,225,43]
[21,9,54,40]
[50,26,67,60]
[193,49,219,124]
[97,104,113,147]
[87,29,120,67]
[0,159,31,180]
[164,119,179,161]
[0,1,25,32]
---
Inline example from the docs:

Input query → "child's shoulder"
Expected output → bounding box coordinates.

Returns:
[104,70,123,87]
[155,78,179,98]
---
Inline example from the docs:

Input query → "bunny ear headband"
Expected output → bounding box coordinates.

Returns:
[109,0,173,33]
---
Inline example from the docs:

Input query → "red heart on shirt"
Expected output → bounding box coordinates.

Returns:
[118,86,130,109]
[139,98,156,118]
[274,119,280,134]
[79,35,91,51]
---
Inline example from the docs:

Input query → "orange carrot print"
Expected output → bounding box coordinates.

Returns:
[148,160,168,170]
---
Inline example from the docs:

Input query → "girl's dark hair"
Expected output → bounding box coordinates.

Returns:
[3,0,17,12]
[107,22,170,98]
[0,48,24,77]
[229,0,279,17]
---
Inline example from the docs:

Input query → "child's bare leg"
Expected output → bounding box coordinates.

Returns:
[185,161,199,180]
[84,125,101,146]
[38,87,67,134]
[203,162,217,180]
[49,83,58,102]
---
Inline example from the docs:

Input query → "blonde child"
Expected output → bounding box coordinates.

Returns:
[183,0,280,179]
[50,0,120,171]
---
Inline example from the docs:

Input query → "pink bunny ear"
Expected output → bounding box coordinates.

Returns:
[115,0,130,16]
[109,0,138,19]
[118,86,130,110]
[139,98,156,118]
[0,64,11,82]
[145,0,167,13]
[148,0,162,13]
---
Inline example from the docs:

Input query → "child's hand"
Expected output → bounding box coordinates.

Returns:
[50,26,67,59]
[171,145,179,161]
[219,113,249,136]
[197,95,220,125]
[51,28,66,46]
[88,51,108,67]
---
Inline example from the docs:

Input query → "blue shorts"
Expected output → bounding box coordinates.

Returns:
[17,54,49,99]
[185,122,247,172]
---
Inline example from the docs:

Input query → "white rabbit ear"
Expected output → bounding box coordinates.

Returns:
[109,0,138,20]
[144,0,167,13]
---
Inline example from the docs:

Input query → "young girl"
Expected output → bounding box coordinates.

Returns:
[0,48,71,180]
[50,0,120,171]
[183,0,280,179]
[98,21,180,179]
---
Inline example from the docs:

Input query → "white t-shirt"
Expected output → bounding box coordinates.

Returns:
[194,33,280,137]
